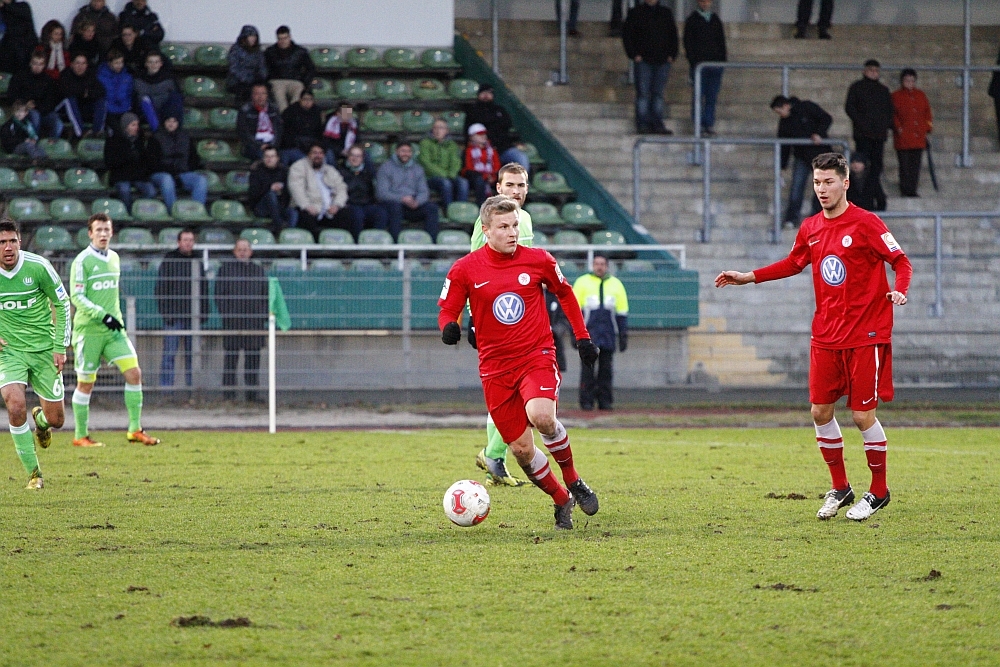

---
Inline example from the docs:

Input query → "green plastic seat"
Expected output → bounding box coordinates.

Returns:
[172,200,212,222]
[279,228,315,245]
[30,225,74,251]
[198,227,234,244]
[240,228,275,245]
[0,167,21,189]
[421,48,456,68]
[412,79,448,101]
[522,142,545,166]
[335,78,373,102]
[132,198,172,222]
[75,226,90,248]
[552,230,588,246]
[270,259,301,274]
[23,168,61,189]
[430,258,453,273]
[309,47,344,69]
[158,227,183,244]
[401,110,434,134]
[160,43,191,67]
[358,229,393,245]
[448,79,479,100]
[38,138,73,159]
[224,170,249,193]
[436,230,470,246]
[0,72,10,94]
[591,230,626,245]
[183,107,208,130]
[184,76,223,98]
[561,202,600,225]
[364,141,387,164]
[118,258,141,273]
[76,138,105,161]
[64,168,103,190]
[49,198,87,222]
[117,227,156,245]
[308,77,335,100]
[196,170,223,193]
[398,229,433,245]
[197,139,237,162]
[442,111,466,134]
[345,47,382,68]
[318,228,354,245]
[352,258,385,272]
[211,199,252,222]
[558,259,585,277]
[375,79,411,101]
[525,203,562,225]
[91,198,132,221]
[208,107,238,131]
[384,48,420,69]
[194,44,229,66]
[361,109,402,133]
[533,171,574,195]
[446,201,479,226]
[622,259,655,272]
[533,231,549,246]
[310,259,345,272]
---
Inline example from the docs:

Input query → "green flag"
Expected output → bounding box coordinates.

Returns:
[268,277,291,331]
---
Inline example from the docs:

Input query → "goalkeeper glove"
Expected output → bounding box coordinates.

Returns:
[577,338,598,366]
[102,314,124,331]
[441,321,461,345]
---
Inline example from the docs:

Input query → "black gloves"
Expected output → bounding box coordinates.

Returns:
[102,314,124,331]
[441,321,461,345]
[577,338,598,366]
[467,316,477,349]
[619,335,628,353]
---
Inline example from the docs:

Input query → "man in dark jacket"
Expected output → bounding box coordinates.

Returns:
[988,46,1000,147]
[214,239,269,402]
[845,59,893,211]
[155,228,208,387]
[237,82,283,161]
[10,52,62,137]
[338,144,389,241]
[771,95,832,225]
[623,0,679,134]
[571,255,629,410]
[118,0,163,46]
[150,115,207,212]
[280,89,322,165]
[463,83,529,170]
[264,25,315,113]
[0,0,38,73]
[70,0,118,53]
[109,23,148,75]
[248,144,297,232]
[684,0,726,136]
[58,53,106,137]
[103,112,156,212]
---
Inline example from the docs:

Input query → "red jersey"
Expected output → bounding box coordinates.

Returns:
[438,244,590,378]
[754,203,913,349]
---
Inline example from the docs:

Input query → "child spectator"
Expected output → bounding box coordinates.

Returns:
[118,0,163,46]
[133,50,181,132]
[39,20,69,80]
[264,26,314,113]
[322,101,357,166]
[109,23,148,76]
[96,49,133,135]
[462,123,500,205]
[279,89,323,165]
[69,19,101,67]
[248,144,297,232]
[59,52,106,137]
[419,118,467,209]
[226,25,266,104]
[9,52,63,137]
[0,100,47,161]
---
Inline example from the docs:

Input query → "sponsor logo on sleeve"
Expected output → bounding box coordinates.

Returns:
[55,285,67,299]
[881,232,901,252]
[439,278,451,300]
[553,263,565,283]
[820,255,847,286]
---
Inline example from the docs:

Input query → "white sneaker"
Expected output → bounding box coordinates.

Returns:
[846,490,891,521]
[816,486,854,520]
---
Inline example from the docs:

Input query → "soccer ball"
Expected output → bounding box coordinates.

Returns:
[443,480,491,527]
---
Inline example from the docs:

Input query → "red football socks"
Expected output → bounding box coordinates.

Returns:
[815,419,849,490]
[519,446,570,506]
[541,421,580,485]
[861,420,888,498]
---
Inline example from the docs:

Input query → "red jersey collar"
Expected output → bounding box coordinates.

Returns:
[484,243,520,261]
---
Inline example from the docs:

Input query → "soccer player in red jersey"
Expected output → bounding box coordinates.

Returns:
[438,195,601,529]
[715,152,912,521]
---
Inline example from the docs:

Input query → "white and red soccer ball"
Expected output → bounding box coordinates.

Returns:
[443,480,491,527]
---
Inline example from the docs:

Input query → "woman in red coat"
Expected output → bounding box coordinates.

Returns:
[891,68,932,197]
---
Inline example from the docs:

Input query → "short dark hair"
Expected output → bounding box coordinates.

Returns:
[260,143,277,154]
[178,227,196,241]
[770,95,791,109]
[336,101,352,112]
[811,152,849,178]
[900,68,917,82]
[299,89,314,98]
[0,218,20,237]
[276,25,290,36]
[88,212,112,230]
[864,59,880,68]
[251,82,268,92]
[106,49,124,62]
[307,142,324,154]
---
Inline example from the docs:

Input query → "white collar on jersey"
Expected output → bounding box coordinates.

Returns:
[87,244,109,260]
[0,251,25,280]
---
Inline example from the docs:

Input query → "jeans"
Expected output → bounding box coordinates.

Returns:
[254,191,299,231]
[160,321,192,387]
[343,204,389,241]
[381,200,439,241]
[27,110,63,138]
[465,172,491,205]
[280,148,305,166]
[500,147,529,172]
[785,157,821,223]
[692,66,723,131]
[634,60,671,132]
[116,180,157,214]
[138,91,184,133]
[150,171,209,211]
[580,348,615,409]
[14,140,46,160]
[427,176,469,209]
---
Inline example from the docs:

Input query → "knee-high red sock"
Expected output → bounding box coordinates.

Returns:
[541,420,579,485]
[815,419,849,490]
[519,446,570,506]
[861,420,888,497]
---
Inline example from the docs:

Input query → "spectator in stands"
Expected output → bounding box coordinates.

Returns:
[248,144,297,232]
[846,151,875,210]
[214,239,269,403]
[465,83,529,170]
[891,69,932,198]
[104,112,156,212]
[462,123,500,206]
[69,19,101,68]
[279,89,322,166]
[109,23,148,76]
[96,49,133,135]
[770,94,832,226]
[150,115,207,211]
[226,25,266,104]
[322,101,357,167]
[572,254,629,410]
[237,82,283,161]
[622,0,678,135]
[794,0,833,39]
[264,26,314,113]
[376,142,439,242]
[608,0,625,37]
[39,20,69,80]
[990,48,1000,147]
[288,143,348,238]
[9,52,62,137]
[419,118,467,210]
[684,0,726,137]
[155,228,207,388]
[71,0,118,54]
[1,100,47,161]
[59,52,106,137]
[0,0,38,74]
[554,0,580,37]
[845,59,893,211]
[338,144,389,241]
[118,0,163,47]
[133,50,181,132]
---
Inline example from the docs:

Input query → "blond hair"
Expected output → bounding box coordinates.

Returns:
[480,195,519,227]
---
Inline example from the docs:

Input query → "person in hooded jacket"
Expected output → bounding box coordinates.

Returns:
[279,89,322,165]
[70,0,118,53]
[150,114,207,211]
[376,142,439,241]
[96,49,133,135]
[133,49,181,132]
[118,0,163,46]
[0,0,38,74]
[226,25,266,104]
[104,112,156,212]
[39,20,69,80]
[109,23,149,76]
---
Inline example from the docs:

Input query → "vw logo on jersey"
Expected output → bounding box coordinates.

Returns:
[492,292,526,325]
[820,255,847,286]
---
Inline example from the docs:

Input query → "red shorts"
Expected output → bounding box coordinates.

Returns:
[810,343,893,411]
[481,353,561,444]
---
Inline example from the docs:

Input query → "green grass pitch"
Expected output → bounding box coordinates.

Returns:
[1,427,998,666]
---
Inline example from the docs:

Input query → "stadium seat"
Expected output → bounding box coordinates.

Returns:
[197,227,233,244]
[591,230,626,245]
[31,225,74,251]
[23,168,61,189]
[240,228,275,245]
[197,139,237,162]
[533,231,549,246]
[335,78,373,102]
[622,259,655,272]
[442,111,466,135]
[117,227,156,245]
[118,258,141,273]
[38,138,73,160]
[398,229,433,245]
[208,107,238,131]
[0,72,9,94]
[172,200,212,222]
[436,229,470,246]
[196,169,224,193]
[76,138,105,161]
[270,259,301,274]
[352,259,385,272]
[421,48,456,68]
[448,79,479,100]
[279,228,315,245]
[561,203,603,229]
[224,170,249,193]
[318,228,354,245]
[194,44,228,66]
[309,47,344,69]
[558,259,585,277]
[533,171,574,195]
[211,200,253,222]
[0,167,21,189]
[384,48,420,69]
[132,198,172,222]
[183,107,208,130]
[412,79,448,101]
[525,203,562,226]
[361,109,402,133]
[75,226,90,248]
[308,77,335,100]
[183,76,223,98]
[376,79,411,101]
[345,47,382,68]
[160,43,191,67]
[446,201,479,226]
[358,229,393,245]
[158,227,183,244]
[91,198,132,221]
[310,259,346,272]
[364,141,387,165]
[552,230,588,245]
[401,110,434,134]
[429,258,453,273]
[522,142,545,166]
[49,198,87,222]
[64,168,103,190]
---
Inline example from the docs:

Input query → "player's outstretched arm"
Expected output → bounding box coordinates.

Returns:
[714,270,756,288]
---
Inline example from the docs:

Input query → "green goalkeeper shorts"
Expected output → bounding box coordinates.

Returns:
[0,346,65,401]
[73,329,138,383]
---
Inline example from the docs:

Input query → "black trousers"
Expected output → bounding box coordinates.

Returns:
[580,348,614,409]
[854,136,887,210]
[222,335,263,399]
[796,0,833,29]
[994,97,1000,145]
[896,148,923,196]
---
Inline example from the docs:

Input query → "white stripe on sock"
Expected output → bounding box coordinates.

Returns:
[73,389,92,405]
[541,420,567,446]
[9,421,30,435]
[124,383,142,392]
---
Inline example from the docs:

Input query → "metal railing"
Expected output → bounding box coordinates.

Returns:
[632,135,850,243]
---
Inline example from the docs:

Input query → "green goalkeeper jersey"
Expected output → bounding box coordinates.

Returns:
[69,245,124,336]
[470,208,534,251]
[0,251,71,352]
